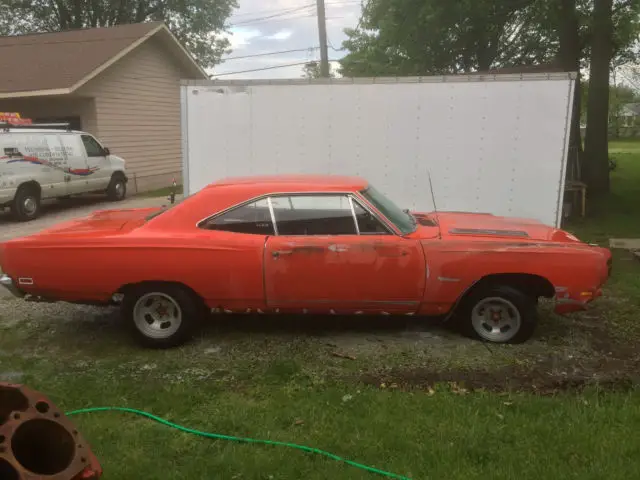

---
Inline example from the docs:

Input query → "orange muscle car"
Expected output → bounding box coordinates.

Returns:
[0,175,612,348]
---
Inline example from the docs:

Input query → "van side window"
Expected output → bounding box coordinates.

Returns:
[81,135,104,157]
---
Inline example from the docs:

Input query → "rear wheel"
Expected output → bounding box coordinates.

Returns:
[455,284,538,344]
[11,184,41,222]
[122,283,203,349]
[107,174,126,201]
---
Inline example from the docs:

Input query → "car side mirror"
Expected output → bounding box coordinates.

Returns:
[103,147,110,156]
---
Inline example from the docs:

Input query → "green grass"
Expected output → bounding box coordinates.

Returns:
[567,139,640,242]
[28,378,640,479]
[2,140,640,479]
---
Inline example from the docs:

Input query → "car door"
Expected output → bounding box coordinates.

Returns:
[80,133,111,191]
[264,193,426,314]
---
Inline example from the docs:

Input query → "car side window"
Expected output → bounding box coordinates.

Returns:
[270,194,357,236]
[81,135,104,157]
[200,199,275,235]
[352,200,390,234]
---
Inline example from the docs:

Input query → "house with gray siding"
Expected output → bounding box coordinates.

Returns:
[0,22,207,192]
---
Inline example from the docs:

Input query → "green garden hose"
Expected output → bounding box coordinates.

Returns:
[66,406,411,480]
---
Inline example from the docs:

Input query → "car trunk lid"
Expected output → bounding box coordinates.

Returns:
[28,207,162,237]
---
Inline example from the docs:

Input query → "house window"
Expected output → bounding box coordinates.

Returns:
[34,116,81,131]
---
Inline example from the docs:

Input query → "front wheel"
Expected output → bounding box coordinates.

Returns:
[107,174,126,201]
[456,285,538,344]
[122,284,203,349]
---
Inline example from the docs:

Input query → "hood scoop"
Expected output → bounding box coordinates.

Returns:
[449,227,530,238]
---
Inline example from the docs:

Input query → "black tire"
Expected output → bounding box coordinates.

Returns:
[122,283,203,349]
[107,174,126,201]
[454,284,538,344]
[11,184,41,222]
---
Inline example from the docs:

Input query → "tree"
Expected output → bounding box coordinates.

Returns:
[339,0,640,194]
[302,61,336,79]
[582,80,638,133]
[0,0,238,68]
[583,0,615,194]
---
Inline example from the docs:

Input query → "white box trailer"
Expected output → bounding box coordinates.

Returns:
[180,73,576,227]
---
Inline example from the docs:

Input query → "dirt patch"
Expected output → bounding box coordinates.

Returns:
[359,355,640,395]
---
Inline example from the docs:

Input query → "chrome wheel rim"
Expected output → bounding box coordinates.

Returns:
[471,297,521,342]
[23,196,37,215]
[133,292,182,339]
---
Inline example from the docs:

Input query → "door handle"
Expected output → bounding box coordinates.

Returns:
[272,250,293,258]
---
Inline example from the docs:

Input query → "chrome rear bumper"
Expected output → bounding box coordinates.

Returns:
[0,274,24,298]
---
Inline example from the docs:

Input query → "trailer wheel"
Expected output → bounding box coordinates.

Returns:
[11,183,41,222]
[107,173,126,201]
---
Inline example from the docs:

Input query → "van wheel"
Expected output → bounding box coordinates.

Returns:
[107,174,126,201]
[11,184,41,222]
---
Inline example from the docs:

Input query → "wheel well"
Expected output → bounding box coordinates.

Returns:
[117,281,205,306]
[17,181,41,198]
[463,273,556,301]
[111,171,125,180]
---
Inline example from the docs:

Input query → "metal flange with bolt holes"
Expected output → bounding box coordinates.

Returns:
[0,383,102,479]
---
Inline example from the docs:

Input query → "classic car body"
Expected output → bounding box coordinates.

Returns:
[0,175,612,348]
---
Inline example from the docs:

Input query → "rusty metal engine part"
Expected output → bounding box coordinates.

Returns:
[0,383,102,480]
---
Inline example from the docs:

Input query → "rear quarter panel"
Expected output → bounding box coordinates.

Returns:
[419,239,609,315]
[2,230,266,308]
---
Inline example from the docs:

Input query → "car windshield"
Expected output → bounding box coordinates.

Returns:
[359,185,416,235]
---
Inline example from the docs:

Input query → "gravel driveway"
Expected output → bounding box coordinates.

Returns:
[0,194,179,297]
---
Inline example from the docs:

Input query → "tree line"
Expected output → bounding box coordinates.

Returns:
[2,0,638,194]
[338,0,640,194]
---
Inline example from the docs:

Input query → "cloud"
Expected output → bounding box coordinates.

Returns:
[264,29,293,41]
[223,27,262,50]
[209,0,362,79]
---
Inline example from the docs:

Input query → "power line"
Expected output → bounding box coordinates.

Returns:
[212,59,342,77]
[230,13,317,28]
[222,47,319,61]
[228,0,361,27]
[230,4,314,27]
[230,1,360,19]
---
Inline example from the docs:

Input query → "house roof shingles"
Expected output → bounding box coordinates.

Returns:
[0,22,162,94]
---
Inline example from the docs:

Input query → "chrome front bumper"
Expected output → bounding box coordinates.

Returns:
[0,274,24,298]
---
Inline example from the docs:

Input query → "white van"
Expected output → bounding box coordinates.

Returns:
[1,117,127,221]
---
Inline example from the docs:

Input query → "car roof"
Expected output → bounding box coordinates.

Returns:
[206,174,369,191]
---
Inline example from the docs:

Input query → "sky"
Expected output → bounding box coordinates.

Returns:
[209,0,363,79]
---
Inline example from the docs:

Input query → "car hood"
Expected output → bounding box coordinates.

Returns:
[411,211,579,243]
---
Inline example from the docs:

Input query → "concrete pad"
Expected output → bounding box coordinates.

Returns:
[609,238,640,250]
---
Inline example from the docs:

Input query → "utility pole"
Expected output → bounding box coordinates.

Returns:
[316,0,330,77]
